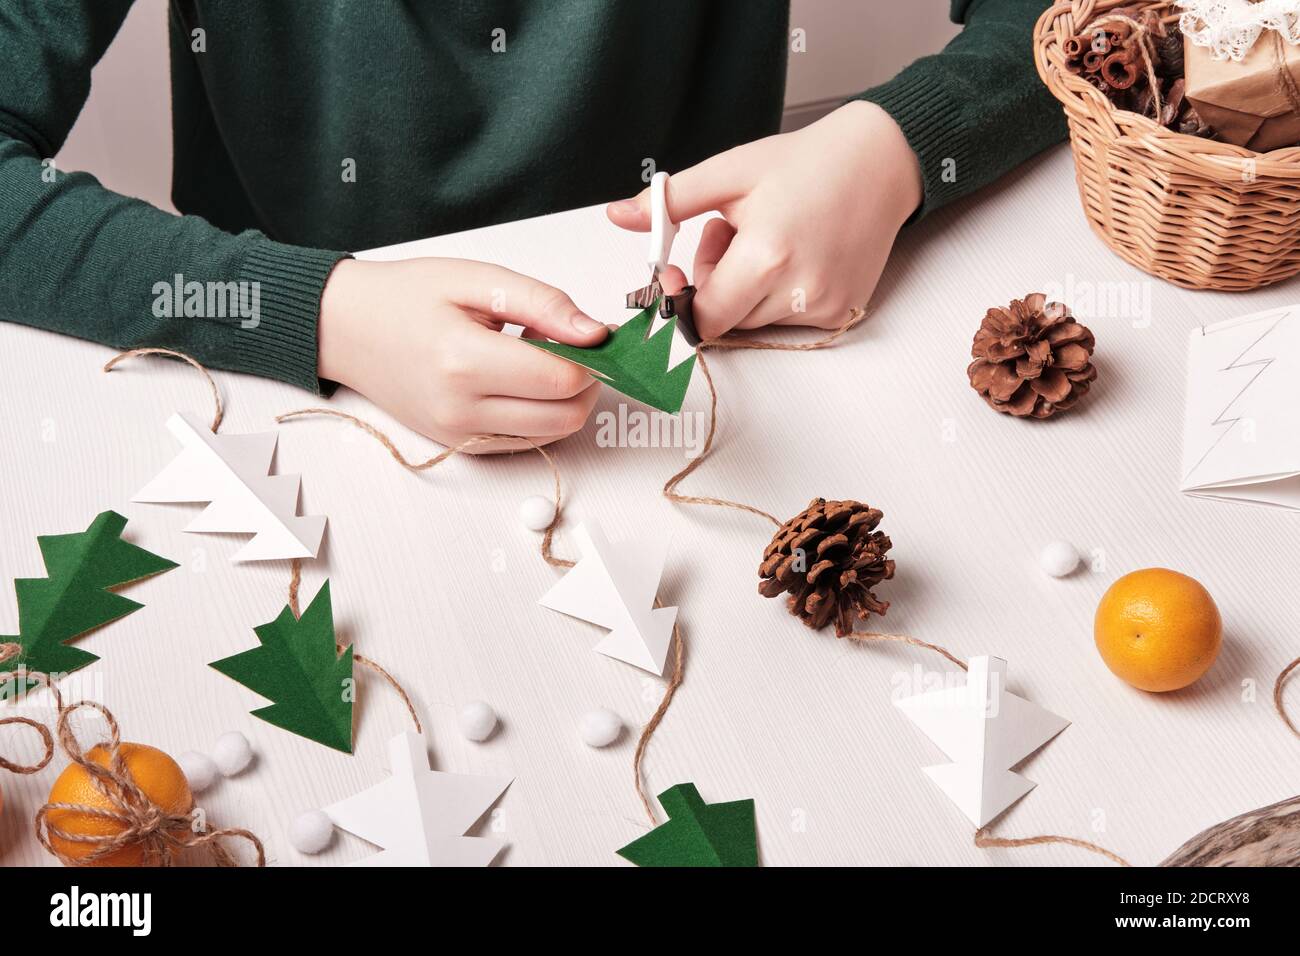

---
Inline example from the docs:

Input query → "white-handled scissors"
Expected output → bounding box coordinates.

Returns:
[635,171,699,345]
[647,170,679,275]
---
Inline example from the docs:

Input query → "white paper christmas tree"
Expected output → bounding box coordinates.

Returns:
[895,656,1069,827]
[324,731,512,867]
[1181,305,1300,509]
[538,520,677,675]
[133,412,326,562]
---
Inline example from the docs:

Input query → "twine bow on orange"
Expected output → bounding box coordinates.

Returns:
[36,697,266,867]
[1,643,265,867]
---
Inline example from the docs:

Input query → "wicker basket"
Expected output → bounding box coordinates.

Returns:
[1035,0,1300,291]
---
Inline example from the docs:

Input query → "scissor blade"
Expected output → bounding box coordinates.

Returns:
[625,272,700,348]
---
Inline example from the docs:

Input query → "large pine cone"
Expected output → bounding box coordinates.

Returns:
[758,498,893,637]
[967,294,1096,419]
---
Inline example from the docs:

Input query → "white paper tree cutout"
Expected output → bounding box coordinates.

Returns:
[324,731,512,867]
[133,412,326,562]
[1181,305,1300,509]
[538,520,677,675]
[895,656,1069,827]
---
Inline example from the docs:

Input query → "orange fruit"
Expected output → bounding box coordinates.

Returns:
[1094,568,1222,692]
[45,742,193,866]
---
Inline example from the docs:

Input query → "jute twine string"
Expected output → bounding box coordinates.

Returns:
[273,407,687,825]
[287,557,423,736]
[1273,31,1300,120]
[103,348,224,431]
[103,348,422,740]
[99,318,874,825]
[0,644,265,866]
[671,316,1131,866]
[669,343,973,673]
[661,348,781,527]
[0,643,55,775]
[662,306,892,524]
[98,309,1300,866]
[274,409,574,567]
[974,826,1131,866]
[269,309,882,823]
[1275,654,1300,741]
[266,309,1128,861]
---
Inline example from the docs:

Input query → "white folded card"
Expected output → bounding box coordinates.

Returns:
[1181,305,1300,510]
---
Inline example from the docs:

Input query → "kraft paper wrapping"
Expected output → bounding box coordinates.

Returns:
[1185,32,1300,151]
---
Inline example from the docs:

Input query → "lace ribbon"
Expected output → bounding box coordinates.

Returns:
[1178,0,1300,61]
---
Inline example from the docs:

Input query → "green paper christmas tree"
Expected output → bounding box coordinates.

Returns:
[0,511,177,699]
[525,300,696,413]
[210,580,354,753]
[616,783,758,867]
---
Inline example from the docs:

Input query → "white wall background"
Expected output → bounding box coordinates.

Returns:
[56,0,961,212]
[784,1,961,125]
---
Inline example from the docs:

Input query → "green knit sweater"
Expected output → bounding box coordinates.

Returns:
[0,0,1065,394]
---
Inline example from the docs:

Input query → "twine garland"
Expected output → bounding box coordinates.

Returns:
[268,312,1125,861]
[668,325,1132,864]
[104,348,422,739]
[90,306,1300,866]
[0,643,265,866]
[271,312,878,823]
[272,406,687,824]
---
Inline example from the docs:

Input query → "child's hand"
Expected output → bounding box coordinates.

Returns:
[318,257,607,452]
[606,101,923,339]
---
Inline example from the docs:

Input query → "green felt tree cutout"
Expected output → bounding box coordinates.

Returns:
[210,580,354,753]
[616,783,758,867]
[0,511,177,699]
[525,300,696,413]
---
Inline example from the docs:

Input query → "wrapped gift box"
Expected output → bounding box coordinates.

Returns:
[1184,32,1300,151]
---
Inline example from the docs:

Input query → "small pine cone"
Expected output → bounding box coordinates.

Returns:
[1157,26,1184,78]
[758,498,894,637]
[967,294,1097,419]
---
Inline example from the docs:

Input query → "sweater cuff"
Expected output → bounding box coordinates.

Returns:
[235,239,351,394]
[855,69,972,221]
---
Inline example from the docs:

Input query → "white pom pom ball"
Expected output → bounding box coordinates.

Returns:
[1039,541,1080,578]
[289,809,335,855]
[458,700,498,742]
[177,750,219,793]
[579,708,623,748]
[518,495,556,532]
[212,731,253,776]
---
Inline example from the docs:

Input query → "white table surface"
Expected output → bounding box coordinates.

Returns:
[2,144,1299,867]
